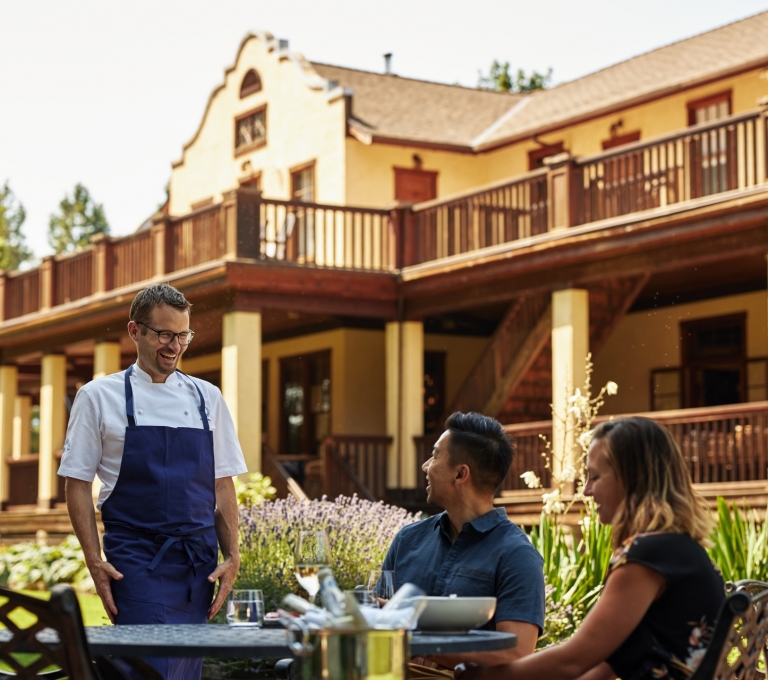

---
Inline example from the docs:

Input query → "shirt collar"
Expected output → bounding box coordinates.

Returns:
[433,507,507,536]
[131,362,182,386]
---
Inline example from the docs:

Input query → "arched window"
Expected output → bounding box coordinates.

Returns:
[240,69,262,98]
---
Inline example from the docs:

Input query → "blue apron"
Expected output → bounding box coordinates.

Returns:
[101,365,218,680]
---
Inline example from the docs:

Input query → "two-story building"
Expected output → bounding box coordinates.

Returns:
[2,11,768,537]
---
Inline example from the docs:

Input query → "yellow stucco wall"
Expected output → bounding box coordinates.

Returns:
[169,35,347,214]
[260,328,386,452]
[482,69,768,185]
[593,290,768,415]
[424,334,489,408]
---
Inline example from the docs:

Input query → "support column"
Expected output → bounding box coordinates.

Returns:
[93,341,121,380]
[222,311,261,473]
[39,354,66,509]
[551,289,589,476]
[13,395,31,459]
[0,366,17,504]
[385,321,424,490]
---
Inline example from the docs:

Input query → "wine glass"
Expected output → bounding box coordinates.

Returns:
[368,569,395,601]
[294,530,332,603]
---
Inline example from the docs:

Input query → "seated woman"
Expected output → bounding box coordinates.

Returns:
[457,416,725,680]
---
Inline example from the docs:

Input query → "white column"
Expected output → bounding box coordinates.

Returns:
[12,395,31,460]
[222,311,262,473]
[93,341,121,380]
[385,321,424,489]
[551,289,589,476]
[0,366,17,504]
[39,354,66,509]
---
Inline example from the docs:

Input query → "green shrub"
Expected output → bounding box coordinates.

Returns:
[234,472,277,508]
[236,495,419,610]
[708,498,768,582]
[526,506,613,648]
[0,535,93,593]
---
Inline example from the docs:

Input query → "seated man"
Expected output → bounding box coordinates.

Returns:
[382,412,544,671]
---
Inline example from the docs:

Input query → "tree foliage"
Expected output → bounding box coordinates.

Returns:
[0,181,33,270]
[478,60,553,93]
[48,183,109,254]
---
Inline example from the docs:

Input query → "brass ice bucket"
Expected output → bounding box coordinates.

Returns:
[286,622,409,680]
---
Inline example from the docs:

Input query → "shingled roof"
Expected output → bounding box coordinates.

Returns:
[476,9,768,149]
[310,63,521,149]
[312,10,768,152]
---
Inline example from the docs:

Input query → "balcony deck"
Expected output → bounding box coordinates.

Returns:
[0,108,765,329]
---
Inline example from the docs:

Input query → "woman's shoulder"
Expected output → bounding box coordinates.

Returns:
[609,531,706,573]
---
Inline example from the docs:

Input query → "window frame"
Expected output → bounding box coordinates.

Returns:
[393,167,438,203]
[240,69,263,98]
[234,104,268,157]
[528,142,565,171]
[290,161,316,203]
[687,90,732,126]
[601,130,641,150]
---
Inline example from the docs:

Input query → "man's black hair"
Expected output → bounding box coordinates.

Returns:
[444,411,515,494]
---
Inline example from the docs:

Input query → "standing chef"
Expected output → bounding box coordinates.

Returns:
[59,284,248,680]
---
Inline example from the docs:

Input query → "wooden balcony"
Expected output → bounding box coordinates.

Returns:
[413,401,768,521]
[1,109,765,325]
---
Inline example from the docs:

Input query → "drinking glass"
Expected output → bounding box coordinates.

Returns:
[294,530,333,603]
[348,589,379,608]
[368,570,395,600]
[226,589,264,627]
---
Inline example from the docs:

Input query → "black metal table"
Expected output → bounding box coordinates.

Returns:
[76,624,516,658]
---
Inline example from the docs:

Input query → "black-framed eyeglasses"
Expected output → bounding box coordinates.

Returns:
[137,321,195,346]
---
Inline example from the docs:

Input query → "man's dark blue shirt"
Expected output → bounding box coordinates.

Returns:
[382,507,545,631]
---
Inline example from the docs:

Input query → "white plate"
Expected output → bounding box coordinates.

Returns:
[416,596,496,632]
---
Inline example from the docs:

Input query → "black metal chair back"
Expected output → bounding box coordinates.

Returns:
[689,579,768,680]
[0,584,98,678]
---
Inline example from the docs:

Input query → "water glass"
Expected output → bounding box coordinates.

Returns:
[368,570,395,600]
[347,589,379,608]
[226,589,264,627]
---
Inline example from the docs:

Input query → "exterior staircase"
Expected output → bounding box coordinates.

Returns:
[448,276,649,423]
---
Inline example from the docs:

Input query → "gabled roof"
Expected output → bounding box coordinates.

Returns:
[477,9,768,149]
[311,63,520,149]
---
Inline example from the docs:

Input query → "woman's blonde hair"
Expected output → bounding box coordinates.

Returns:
[591,416,712,548]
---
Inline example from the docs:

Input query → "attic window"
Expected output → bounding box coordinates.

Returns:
[235,106,267,155]
[240,69,262,98]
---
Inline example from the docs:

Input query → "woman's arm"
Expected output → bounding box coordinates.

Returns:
[456,562,665,680]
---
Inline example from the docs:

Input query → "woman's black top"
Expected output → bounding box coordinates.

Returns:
[606,532,725,680]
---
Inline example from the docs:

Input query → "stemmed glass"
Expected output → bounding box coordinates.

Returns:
[294,530,332,603]
[368,570,395,601]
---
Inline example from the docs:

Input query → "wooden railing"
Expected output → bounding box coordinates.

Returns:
[321,435,391,501]
[408,170,548,265]
[171,203,228,271]
[258,199,396,270]
[261,444,308,501]
[414,401,768,498]
[54,250,93,306]
[5,270,41,319]
[573,111,767,225]
[5,453,65,508]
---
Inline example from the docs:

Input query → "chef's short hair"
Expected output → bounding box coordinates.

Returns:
[444,412,514,494]
[129,284,192,324]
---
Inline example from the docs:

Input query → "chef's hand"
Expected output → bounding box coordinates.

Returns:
[90,558,123,624]
[207,554,240,620]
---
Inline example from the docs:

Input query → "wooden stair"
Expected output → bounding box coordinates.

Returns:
[449,276,648,423]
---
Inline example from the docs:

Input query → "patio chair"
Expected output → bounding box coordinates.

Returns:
[0,584,160,679]
[689,579,768,680]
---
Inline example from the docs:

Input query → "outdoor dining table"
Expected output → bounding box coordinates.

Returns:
[81,624,517,658]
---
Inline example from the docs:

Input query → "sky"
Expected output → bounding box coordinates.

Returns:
[1,0,767,262]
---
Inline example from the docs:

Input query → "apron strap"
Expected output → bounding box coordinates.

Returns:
[124,365,136,427]
[175,369,210,431]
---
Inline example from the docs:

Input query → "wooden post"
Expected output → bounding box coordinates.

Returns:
[91,234,114,294]
[0,271,7,323]
[0,365,17,505]
[94,342,121,380]
[546,153,574,231]
[224,188,262,260]
[387,201,414,269]
[38,353,66,509]
[150,215,173,277]
[39,256,55,310]
[222,310,262,473]
[756,97,768,185]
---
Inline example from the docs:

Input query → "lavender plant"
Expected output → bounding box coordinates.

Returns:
[237,495,420,610]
